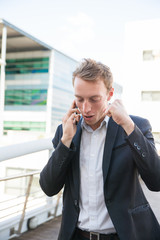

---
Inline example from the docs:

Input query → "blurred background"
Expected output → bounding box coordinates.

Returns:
[0,0,160,239]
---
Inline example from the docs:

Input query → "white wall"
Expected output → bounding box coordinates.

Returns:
[123,19,160,133]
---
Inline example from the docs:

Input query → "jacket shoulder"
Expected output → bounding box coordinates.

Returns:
[130,115,152,132]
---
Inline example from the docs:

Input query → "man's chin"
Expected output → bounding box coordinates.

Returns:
[84,118,102,130]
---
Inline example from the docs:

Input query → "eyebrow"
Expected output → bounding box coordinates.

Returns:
[75,94,101,98]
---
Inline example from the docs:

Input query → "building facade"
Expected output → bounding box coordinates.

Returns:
[4,50,76,137]
[0,19,77,197]
[0,19,77,140]
[0,19,122,195]
[123,19,160,150]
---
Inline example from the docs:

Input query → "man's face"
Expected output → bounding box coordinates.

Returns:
[74,77,113,130]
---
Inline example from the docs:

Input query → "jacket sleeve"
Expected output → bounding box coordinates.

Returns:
[126,118,160,191]
[39,125,76,196]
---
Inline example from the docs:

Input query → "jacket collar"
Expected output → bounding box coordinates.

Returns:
[71,117,119,198]
[71,119,82,201]
[102,117,119,182]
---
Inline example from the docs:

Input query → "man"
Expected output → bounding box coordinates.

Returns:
[40,59,160,240]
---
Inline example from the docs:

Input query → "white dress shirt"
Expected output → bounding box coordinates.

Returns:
[77,116,116,234]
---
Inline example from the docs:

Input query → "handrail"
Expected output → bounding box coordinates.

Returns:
[0,137,159,163]
[0,170,40,181]
[0,171,40,234]
[0,137,53,162]
[155,140,160,145]
[0,137,63,240]
[0,169,62,238]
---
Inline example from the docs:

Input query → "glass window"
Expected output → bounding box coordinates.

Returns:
[5,89,47,106]
[6,57,49,74]
[51,51,77,131]
[143,50,160,61]
[141,91,160,101]
[4,121,46,132]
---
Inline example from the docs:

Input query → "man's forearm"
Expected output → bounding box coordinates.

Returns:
[121,117,135,136]
[61,136,72,148]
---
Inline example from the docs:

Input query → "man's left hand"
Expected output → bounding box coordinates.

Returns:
[105,99,135,135]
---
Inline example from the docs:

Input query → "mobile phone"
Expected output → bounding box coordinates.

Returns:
[74,105,78,125]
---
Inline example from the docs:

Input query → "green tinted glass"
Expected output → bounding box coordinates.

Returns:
[5,89,47,106]
[6,57,49,74]
[4,121,46,132]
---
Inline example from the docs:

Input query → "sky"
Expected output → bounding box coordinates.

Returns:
[0,0,160,85]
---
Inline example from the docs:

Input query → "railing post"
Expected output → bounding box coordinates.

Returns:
[17,175,33,234]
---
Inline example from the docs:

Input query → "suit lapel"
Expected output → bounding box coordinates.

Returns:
[103,117,119,182]
[71,119,82,200]
[70,117,119,198]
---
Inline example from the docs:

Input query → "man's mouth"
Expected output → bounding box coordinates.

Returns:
[84,115,94,119]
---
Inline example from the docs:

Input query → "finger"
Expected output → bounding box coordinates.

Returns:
[73,108,81,114]
[104,103,111,115]
[63,101,81,124]
[74,113,81,124]
[62,110,75,124]
[71,100,76,109]
[106,111,112,117]
[105,107,112,117]
[65,107,75,119]
[70,112,81,126]
[65,101,76,116]
[68,113,77,124]
[67,101,80,117]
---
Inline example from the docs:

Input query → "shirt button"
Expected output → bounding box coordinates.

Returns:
[142,152,146,158]
[74,200,78,206]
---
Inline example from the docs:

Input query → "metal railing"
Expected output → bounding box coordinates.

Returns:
[0,138,62,240]
[1,171,38,233]
[0,170,62,239]
[0,137,53,162]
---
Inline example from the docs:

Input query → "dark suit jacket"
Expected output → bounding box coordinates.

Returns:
[40,116,160,240]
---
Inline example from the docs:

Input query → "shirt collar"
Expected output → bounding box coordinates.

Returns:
[81,115,109,132]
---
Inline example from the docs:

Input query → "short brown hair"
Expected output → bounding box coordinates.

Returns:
[72,58,113,90]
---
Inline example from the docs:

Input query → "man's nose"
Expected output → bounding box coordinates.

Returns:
[82,101,91,113]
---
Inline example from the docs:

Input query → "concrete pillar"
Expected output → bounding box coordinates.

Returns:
[46,50,54,136]
[0,25,7,139]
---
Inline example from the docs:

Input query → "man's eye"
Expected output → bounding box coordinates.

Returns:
[90,98,100,102]
[77,99,83,102]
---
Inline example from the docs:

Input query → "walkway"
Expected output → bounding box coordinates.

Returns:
[12,216,61,240]
[12,181,160,240]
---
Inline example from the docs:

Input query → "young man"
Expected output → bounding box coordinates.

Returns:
[40,59,160,240]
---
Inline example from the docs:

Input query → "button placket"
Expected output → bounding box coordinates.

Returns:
[88,131,97,229]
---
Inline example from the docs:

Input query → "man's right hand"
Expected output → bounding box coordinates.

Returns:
[61,100,81,148]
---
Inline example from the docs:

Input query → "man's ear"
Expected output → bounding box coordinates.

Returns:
[107,88,114,101]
